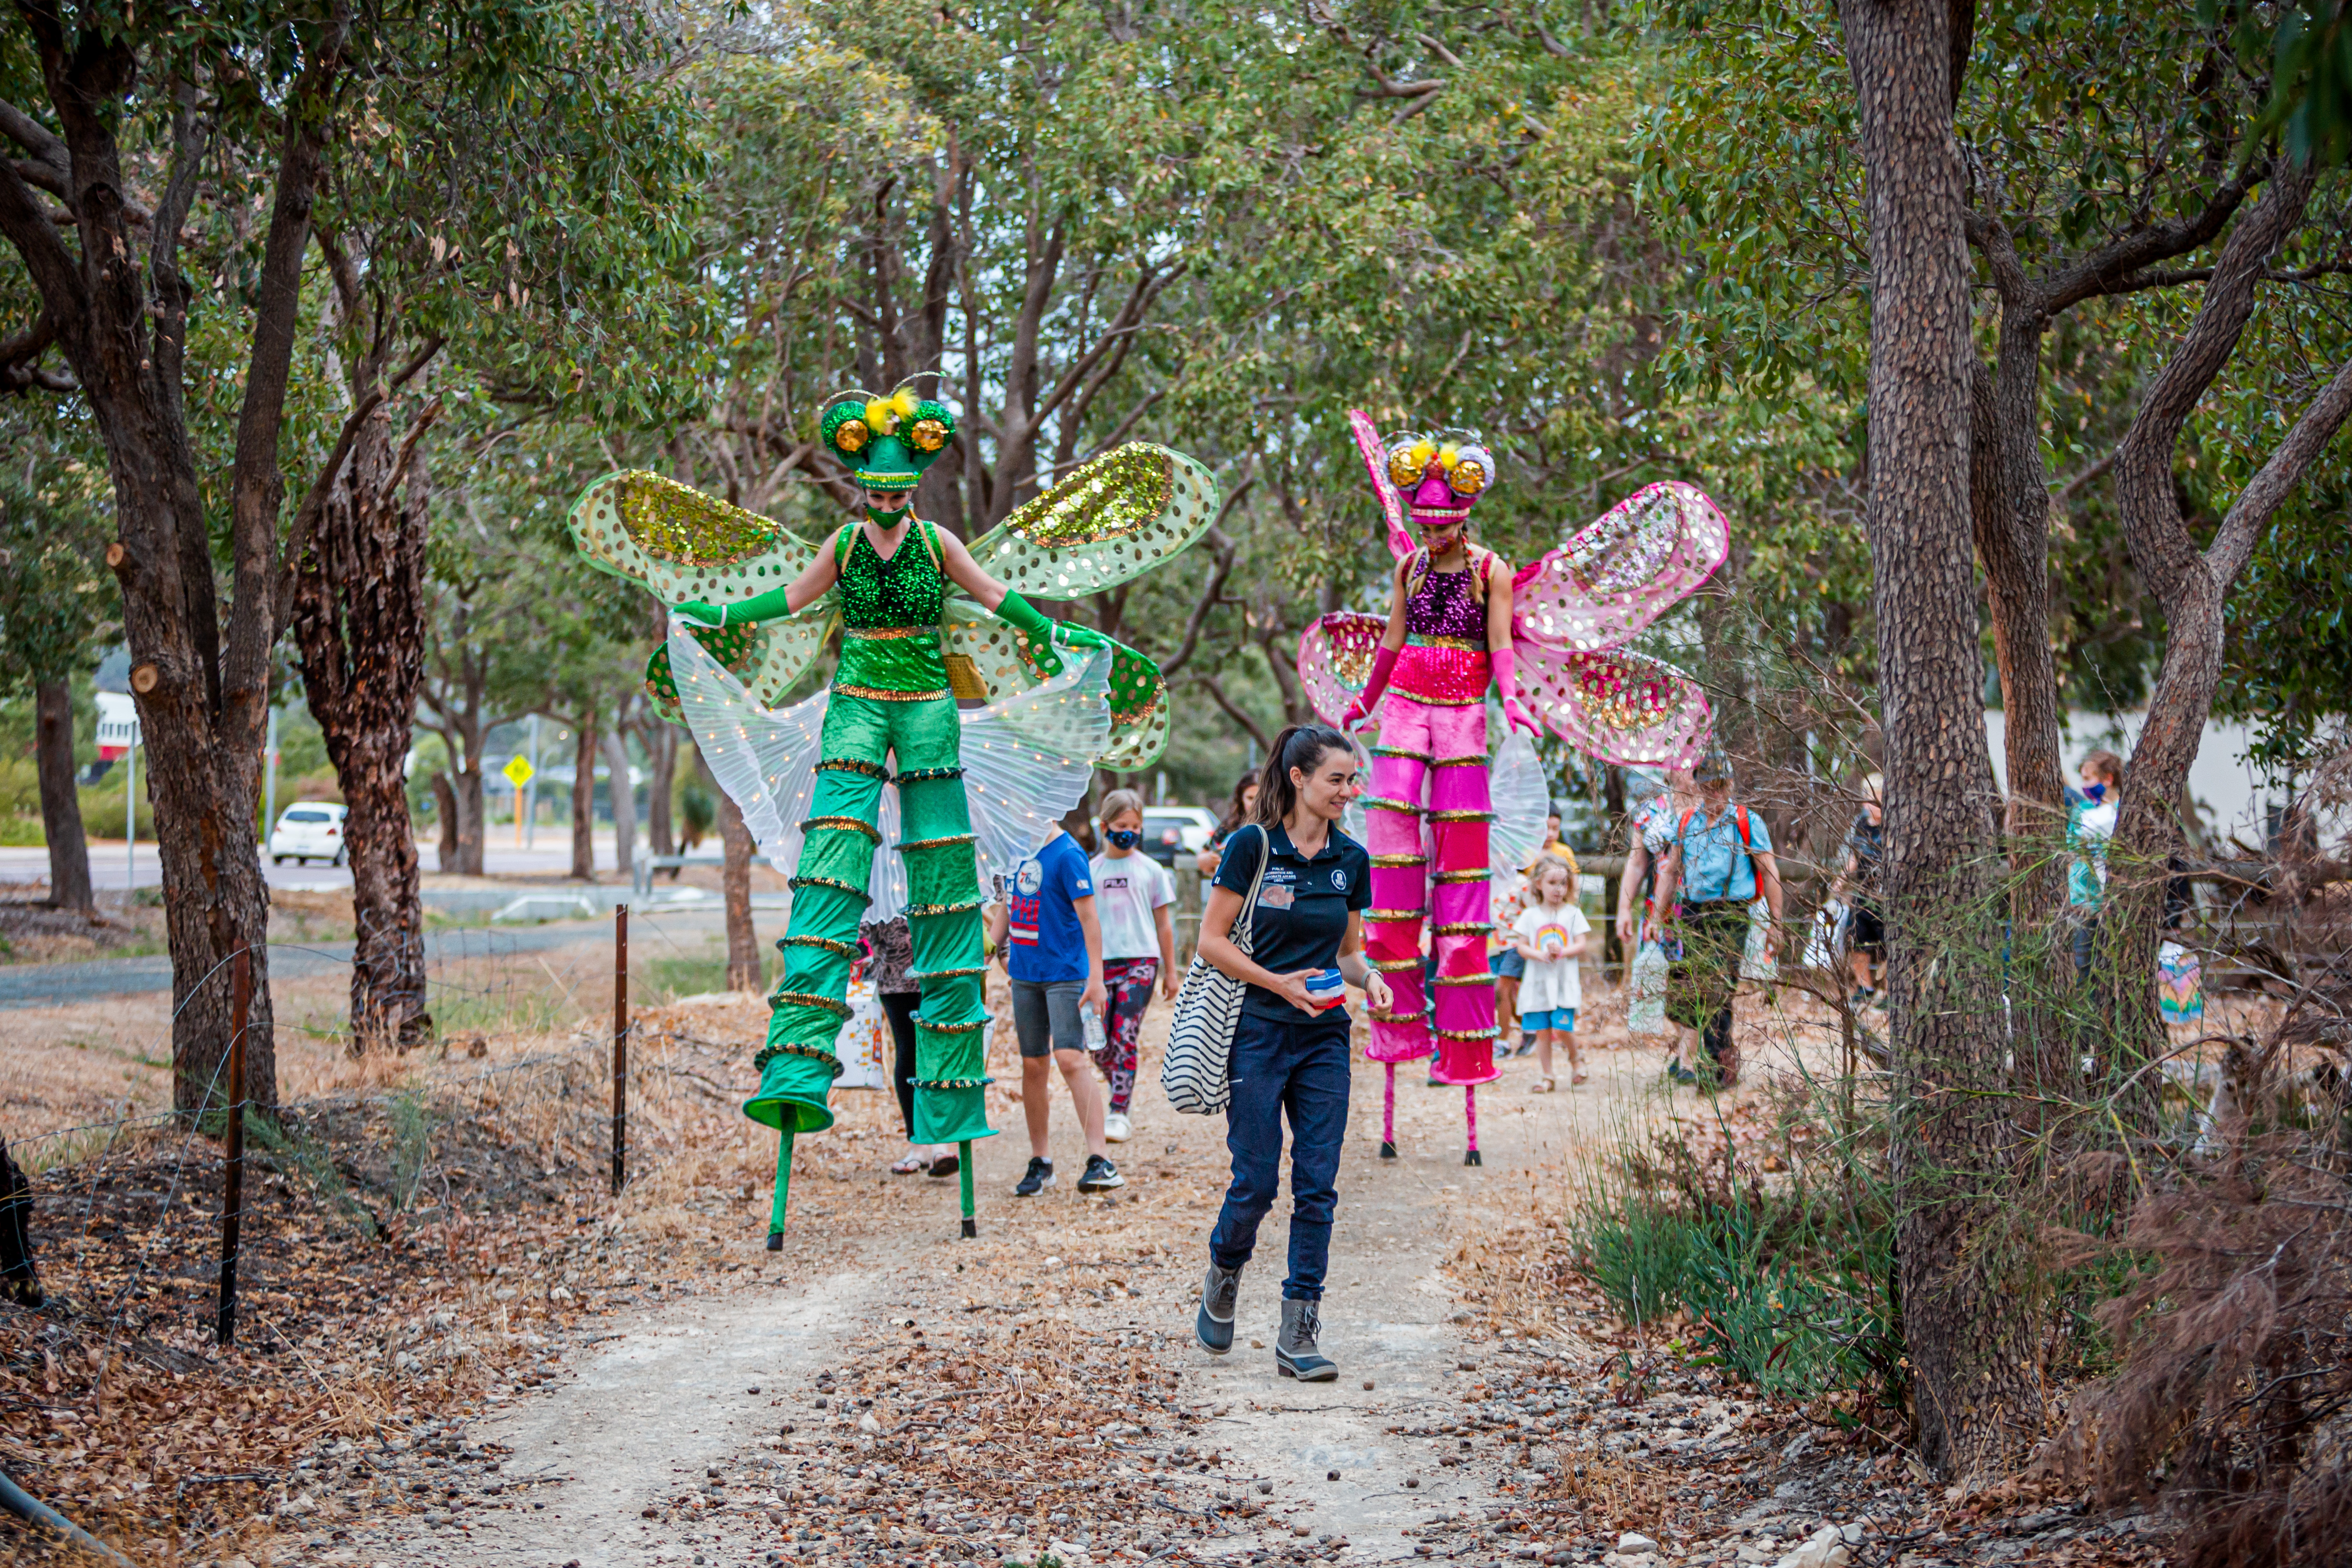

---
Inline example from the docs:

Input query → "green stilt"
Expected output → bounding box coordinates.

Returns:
[958,1139,976,1238]
[766,1129,794,1250]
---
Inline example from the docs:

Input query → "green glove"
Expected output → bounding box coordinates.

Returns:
[675,585,796,629]
[995,591,1067,678]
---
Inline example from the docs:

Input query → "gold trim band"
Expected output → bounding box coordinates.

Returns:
[802,815,882,842]
[843,624,931,640]
[835,682,950,702]
[771,989,854,1019]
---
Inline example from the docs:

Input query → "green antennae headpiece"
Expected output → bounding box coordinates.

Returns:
[820,382,956,493]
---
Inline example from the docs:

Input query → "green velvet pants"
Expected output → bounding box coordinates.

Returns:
[746,690,997,1154]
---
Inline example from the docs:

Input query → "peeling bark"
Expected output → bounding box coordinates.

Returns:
[1840,0,2038,1482]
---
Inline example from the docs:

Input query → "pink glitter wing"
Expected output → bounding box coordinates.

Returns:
[1347,408,1416,563]
[1518,645,1713,769]
[1297,612,1391,726]
[1513,480,1729,653]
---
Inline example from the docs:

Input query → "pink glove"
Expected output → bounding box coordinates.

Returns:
[1492,646,1543,739]
[1345,644,1401,729]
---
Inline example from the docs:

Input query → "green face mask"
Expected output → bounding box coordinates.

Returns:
[864,498,913,526]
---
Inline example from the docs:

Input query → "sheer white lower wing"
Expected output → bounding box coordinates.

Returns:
[668,618,1110,920]
[958,647,1115,903]
[1488,729,1552,873]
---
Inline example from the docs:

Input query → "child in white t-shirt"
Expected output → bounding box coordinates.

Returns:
[1088,789,1178,1143]
[1510,855,1591,1089]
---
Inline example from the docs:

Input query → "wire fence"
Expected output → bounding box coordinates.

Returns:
[0,900,781,1345]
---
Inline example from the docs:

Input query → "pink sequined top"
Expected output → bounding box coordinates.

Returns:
[1392,551,1492,707]
[1404,554,1489,647]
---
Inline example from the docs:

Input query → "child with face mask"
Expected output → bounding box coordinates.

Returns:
[1090,789,1179,1142]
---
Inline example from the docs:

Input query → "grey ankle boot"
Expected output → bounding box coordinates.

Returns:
[1276,1296,1336,1381]
[1195,1258,1242,1355]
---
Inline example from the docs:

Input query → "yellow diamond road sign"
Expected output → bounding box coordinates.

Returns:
[503,754,535,788]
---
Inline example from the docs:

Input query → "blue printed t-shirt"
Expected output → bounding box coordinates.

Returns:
[1006,831,1093,984]
[1668,803,1774,904]
[1211,823,1372,1023]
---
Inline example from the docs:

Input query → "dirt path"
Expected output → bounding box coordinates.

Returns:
[309,1020,1658,1568]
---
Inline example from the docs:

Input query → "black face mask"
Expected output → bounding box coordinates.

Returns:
[1106,828,1141,849]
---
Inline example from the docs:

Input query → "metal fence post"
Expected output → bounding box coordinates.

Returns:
[217,947,249,1347]
[612,904,628,1196]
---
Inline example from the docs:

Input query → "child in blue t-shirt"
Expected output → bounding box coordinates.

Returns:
[987,804,1122,1196]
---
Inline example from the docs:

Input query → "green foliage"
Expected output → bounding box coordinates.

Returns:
[1571,1087,1903,1406]
[0,407,118,692]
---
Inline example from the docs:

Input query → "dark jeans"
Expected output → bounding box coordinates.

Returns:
[1209,1009,1353,1301]
[882,989,921,1137]
[1667,901,1748,1066]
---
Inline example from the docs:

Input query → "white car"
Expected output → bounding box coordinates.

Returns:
[269,803,349,866]
[1140,806,1219,867]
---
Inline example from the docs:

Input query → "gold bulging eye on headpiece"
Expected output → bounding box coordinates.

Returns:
[834,420,868,454]
[1451,460,1487,496]
[1387,437,1439,488]
[909,418,949,453]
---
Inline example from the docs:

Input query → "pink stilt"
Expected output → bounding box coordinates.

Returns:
[1380,1063,1398,1159]
[1463,1085,1482,1166]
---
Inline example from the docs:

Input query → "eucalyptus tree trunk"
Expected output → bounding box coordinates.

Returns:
[32,680,91,913]
[288,401,436,1054]
[603,719,636,881]
[2108,157,2351,1095]
[0,11,357,1112]
[641,716,678,859]
[1839,0,2040,1484]
[571,714,599,882]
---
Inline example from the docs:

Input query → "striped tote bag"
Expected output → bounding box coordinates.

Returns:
[1159,827,1272,1115]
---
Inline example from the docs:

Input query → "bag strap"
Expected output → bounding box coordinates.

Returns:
[1229,826,1274,956]
[1675,804,1757,902]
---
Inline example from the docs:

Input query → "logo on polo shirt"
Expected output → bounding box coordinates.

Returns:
[1332,868,1349,892]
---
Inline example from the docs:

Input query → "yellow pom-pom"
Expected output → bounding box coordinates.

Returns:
[1408,439,1436,472]
[891,388,919,419]
[865,398,892,433]
[1438,443,1460,470]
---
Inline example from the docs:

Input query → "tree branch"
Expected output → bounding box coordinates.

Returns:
[2206,357,2352,583]
[1191,671,1269,749]
[0,99,69,200]
[2041,167,2263,312]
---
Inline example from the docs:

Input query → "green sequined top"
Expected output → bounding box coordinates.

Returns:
[833,521,950,695]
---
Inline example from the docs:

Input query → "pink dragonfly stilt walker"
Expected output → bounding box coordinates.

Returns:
[1296,410,1729,1164]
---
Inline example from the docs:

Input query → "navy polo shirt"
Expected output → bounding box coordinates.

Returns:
[1211,823,1372,1023]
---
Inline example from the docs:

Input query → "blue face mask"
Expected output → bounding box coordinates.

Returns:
[2084,782,2106,803]
[1106,828,1141,850]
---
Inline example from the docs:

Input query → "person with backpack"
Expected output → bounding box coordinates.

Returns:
[1190,724,1384,1381]
[1648,757,1784,1089]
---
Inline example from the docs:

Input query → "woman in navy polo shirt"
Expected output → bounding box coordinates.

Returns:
[1191,724,1389,1381]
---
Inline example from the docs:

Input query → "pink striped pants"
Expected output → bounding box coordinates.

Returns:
[1363,687,1499,1087]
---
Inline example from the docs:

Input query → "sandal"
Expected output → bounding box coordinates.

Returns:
[926,1153,961,1178]
[1530,1076,1556,1094]
[1571,1072,1590,1085]
[890,1152,926,1176]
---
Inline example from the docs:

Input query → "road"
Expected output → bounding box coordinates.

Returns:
[0,831,637,894]
[0,906,737,1007]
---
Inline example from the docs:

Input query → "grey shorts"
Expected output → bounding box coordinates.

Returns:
[1011,977,1087,1059]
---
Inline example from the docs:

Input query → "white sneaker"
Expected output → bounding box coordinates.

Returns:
[1103,1112,1132,1143]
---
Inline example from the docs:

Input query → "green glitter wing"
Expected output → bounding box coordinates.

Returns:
[963,444,1221,600]
[567,470,840,722]
[939,595,1170,768]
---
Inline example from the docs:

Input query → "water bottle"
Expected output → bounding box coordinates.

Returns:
[1082,1000,1107,1054]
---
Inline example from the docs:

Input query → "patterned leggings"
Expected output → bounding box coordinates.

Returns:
[1094,956,1158,1112]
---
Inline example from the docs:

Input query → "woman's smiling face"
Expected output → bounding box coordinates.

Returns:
[1292,745,1363,821]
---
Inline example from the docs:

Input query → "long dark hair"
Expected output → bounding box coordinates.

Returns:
[1251,724,1355,828]
[1216,770,1257,836]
